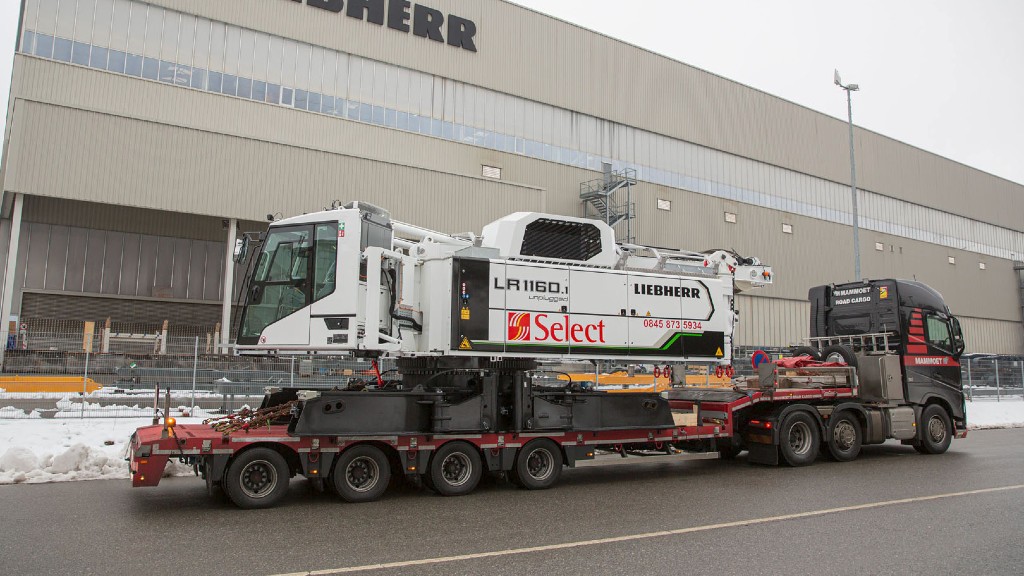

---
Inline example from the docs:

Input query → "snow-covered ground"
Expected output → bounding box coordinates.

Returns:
[1,399,1022,485]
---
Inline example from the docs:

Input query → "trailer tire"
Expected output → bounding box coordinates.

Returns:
[789,346,822,361]
[779,412,820,466]
[514,439,563,490]
[333,445,391,503]
[223,448,290,509]
[820,345,858,368]
[428,442,482,496]
[825,412,862,461]
[917,404,952,455]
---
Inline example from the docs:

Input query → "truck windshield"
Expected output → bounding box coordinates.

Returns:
[238,225,313,342]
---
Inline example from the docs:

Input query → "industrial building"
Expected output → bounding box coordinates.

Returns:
[2,0,1022,353]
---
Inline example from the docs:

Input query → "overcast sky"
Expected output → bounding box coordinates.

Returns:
[1,1,1022,186]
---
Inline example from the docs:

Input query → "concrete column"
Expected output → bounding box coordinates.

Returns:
[221,218,237,351]
[0,193,24,367]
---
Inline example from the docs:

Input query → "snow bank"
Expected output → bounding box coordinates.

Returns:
[966,398,1024,429]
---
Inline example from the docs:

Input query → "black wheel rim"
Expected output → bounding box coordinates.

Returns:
[345,456,379,493]
[239,459,278,499]
[441,453,472,486]
[526,448,554,481]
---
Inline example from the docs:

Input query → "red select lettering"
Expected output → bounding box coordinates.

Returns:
[535,314,606,344]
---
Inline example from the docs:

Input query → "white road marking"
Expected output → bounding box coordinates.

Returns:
[273,484,1024,576]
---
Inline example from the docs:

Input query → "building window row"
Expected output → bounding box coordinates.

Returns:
[17,0,1024,261]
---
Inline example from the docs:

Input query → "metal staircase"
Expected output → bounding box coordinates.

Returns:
[580,163,637,243]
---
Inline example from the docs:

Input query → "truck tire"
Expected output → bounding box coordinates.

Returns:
[333,445,391,503]
[223,448,290,509]
[513,439,563,490]
[825,412,862,462]
[428,441,482,496]
[916,405,952,455]
[820,345,858,368]
[779,412,820,466]
[789,346,822,361]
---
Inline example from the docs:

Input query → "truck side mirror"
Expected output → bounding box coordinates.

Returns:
[951,317,965,356]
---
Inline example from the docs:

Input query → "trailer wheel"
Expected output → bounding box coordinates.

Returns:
[916,405,952,455]
[514,439,563,490]
[789,346,822,361]
[223,448,290,509]
[333,445,391,503]
[820,345,858,368]
[428,442,482,496]
[826,412,862,461]
[779,412,820,466]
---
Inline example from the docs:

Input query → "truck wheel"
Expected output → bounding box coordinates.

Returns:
[789,346,821,361]
[917,405,952,455]
[826,412,862,461]
[333,445,391,503]
[820,345,858,368]
[779,412,820,466]
[514,439,563,490]
[223,448,290,509]
[429,441,482,496]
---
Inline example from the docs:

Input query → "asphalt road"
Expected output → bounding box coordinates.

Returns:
[1,429,1022,575]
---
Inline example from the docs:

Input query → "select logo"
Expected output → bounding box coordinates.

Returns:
[507,312,531,341]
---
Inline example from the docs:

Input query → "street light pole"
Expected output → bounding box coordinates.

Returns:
[835,70,861,281]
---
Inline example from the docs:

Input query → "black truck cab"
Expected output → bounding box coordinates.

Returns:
[808,279,967,431]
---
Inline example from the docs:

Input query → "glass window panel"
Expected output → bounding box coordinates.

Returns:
[143,5,163,58]
[35,33,55,58]
[372,63,387,107]
[253,80,267,103]
[158,60,175,82]
[281,86,293,106]
[395,65,411,113]
[88,45,107,69]
[174,64,191,87]
[208,21,225,72]
[124,52,142,75]
[294,43,311,90]
[189,67,206,90]
[293,89,308,110]
[308,92,322,113]
[373,106,385,125]
[237,76,252,99]
[207,70,222,92]
[346,99,358,120]
[23,0,41,37]
[396,111,409,130]
[21,30,36,56]
[141,56,158,80]
[71,41,90,65]
[309,46,324,93]
[334,52,349,99]
[192,17,210,69]
[253,32,270,83]
[92,0,113,47]
[37,0,58,37]
[266,83,280,104]
[109,0,129,50]
[347,55,363,102]
[359,60,374,105]
[159,11,177,61]
[53,36,72,61]
[334,98,346,116]
[359,102,372,122]
[238,28,255,78]
[221,73,237,96]
[223,25,240,75]
[385,108,397,128]
[177,15,196,67]
[55,0,76,39]
[321,94,335,115]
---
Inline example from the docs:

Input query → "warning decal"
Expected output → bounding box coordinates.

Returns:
[459,337,473,350]
[715,347,724,358]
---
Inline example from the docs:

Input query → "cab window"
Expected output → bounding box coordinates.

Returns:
[313,224,338,302]
[925,316,953,352]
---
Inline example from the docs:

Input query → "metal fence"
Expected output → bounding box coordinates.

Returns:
[1,325,1021,419]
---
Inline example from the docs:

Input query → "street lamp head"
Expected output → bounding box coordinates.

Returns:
[834,69,842,86]
[847,83,860,91]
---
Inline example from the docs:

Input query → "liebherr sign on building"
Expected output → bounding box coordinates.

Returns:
[290,0,478,52]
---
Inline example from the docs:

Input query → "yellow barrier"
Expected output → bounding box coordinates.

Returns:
[0,375,102,394]
[557,371,731,392]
